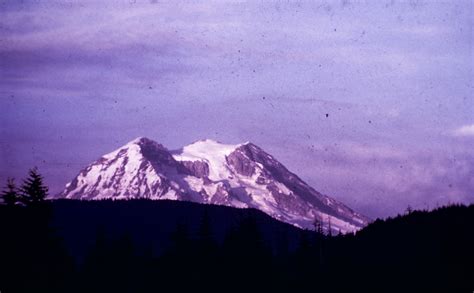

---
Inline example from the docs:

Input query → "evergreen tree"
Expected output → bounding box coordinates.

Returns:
[327,216,332,237]
[169,220,190,254]
[222,215,270,286]
[1,178,20,206]
[20,167,48,206]
[197,211,216,252]
[81,226,111,292]
[313,217,323,235]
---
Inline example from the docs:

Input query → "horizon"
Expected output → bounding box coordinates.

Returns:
[1,0,473,219]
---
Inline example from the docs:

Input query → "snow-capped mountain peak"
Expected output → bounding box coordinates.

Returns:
[102,137,145,160]
[57,137,370,233]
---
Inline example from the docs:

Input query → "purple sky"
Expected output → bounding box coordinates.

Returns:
[1,0,473,218]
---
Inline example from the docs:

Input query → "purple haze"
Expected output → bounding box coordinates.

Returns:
[0,0,473,218]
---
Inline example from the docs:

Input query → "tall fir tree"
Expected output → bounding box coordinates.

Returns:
[1,178,20,206]
[327,216,332,237]
[313,217,323,235]
[197,211,215,252]
[20,167,48,206]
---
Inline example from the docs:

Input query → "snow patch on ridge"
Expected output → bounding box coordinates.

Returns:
[172,139,242,181]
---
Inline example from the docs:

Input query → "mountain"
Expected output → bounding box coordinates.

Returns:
[56,137,369,233]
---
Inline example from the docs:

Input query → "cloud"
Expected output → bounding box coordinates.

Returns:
[453,124,474,137]
[1,0,472,220]
[288,140,474,219]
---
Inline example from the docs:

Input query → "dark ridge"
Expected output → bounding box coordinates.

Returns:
[48,198,305,260]
[0,200,473,292]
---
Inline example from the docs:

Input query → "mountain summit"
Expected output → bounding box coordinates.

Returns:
[57,137,369,233]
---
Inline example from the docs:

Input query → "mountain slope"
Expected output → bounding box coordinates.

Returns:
[57,137,369,232]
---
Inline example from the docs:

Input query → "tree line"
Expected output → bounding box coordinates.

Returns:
[1,167,49,206]
[1,170,473,292]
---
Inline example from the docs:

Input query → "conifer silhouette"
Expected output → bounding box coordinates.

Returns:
[313,216,323,235]
[327,216,332,237]
[197,211,216,253]
[1,178,20,206]
[20,167,48,206]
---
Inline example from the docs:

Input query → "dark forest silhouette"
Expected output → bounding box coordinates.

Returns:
[1,171,473,292]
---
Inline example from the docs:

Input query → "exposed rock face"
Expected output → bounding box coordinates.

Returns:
[226,145,256,176]
[56,137,370,233]
[139,138,178,169]
[179,160,210,178]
